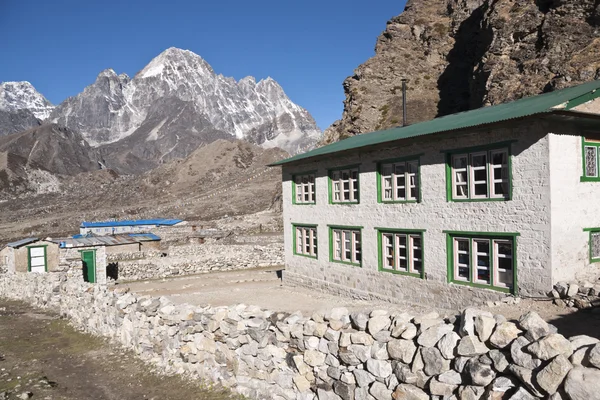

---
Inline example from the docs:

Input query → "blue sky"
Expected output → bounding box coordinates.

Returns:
[0,0,406,130]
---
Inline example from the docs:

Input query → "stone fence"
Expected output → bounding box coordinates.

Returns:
[0,273,596,400]
[113,243,284,281]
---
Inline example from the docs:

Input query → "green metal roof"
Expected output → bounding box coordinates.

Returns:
[271,80,600,166]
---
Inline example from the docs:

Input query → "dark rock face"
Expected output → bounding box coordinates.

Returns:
[323,0,600,144]
[49,48,321,168]
[0,109,41,137]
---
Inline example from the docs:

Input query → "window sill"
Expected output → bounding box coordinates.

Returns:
[449,279,513,294]
[379,268,423,279]
[580,176,600,182]
[330,202,360,205]
[331,259,361,267]
[293,253,318,260]
[292,202,317,206]
[380,200,419,204]
[449,197,510,203]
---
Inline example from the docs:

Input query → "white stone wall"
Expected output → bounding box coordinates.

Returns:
[59,246,107,284]
[282,120,553,308]
[549,131,600,283]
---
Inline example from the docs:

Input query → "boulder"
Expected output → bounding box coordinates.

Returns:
[437,331,460,359]
[351,312,369,331]
[474,315,496,343]
[587,343,600,368]
[511,336,542,370]
[369,381,391,400]
[334,381,356,400]
[488,349,509,372]
[460,308,493,337]
[391,384,429,400]
[458,385,486,400]
[438,370,462,385]
[527,334,573,360]
[368,316,391,336]
[354,369,376,388]
[421,347,450,376]
[457,336,489,356]
[305,350,327,367]
[417,323,454,347]
[465,357,496,386]
[509,387,538,400]
[535,354,572,395]
[518,312,551,341]
[388,339,417,364]
[351,332,375,346]
[489,322,521,349]
[366,359,393,379]
[429,378,458,397]
[563,367,600,400]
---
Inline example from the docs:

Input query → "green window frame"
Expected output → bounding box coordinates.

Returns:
[292,171,317,204]
[328,165,360,204]
[376,228,425,278]
[27,245,48,273]
[329,225,362,266]
[445,231,519,294]
[293,224,318,259]
[444,141,514,202]
[581,138,600,182]
[376,155,423,203]
[583,227,600,262]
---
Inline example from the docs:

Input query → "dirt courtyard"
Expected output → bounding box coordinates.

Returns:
[0,300,237,400]
[121,267,439,316]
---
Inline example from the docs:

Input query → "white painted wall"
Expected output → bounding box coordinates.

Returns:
[549,131,600,283]
[282,120,554,308]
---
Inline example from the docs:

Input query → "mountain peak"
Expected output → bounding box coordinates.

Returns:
[137,47,214,79]
[0,81,54,120]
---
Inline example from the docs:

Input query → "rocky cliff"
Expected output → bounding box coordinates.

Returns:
[324,0,600,143]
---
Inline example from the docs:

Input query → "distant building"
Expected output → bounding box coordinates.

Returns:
[79,219,183,236]
[0,233,161,284]
[271,80,600,309]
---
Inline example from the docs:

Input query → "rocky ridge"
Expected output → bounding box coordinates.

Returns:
[0,81,54,120]
[324,0,600,143]
[49,47,320,170]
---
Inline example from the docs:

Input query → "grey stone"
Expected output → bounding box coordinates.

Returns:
[564,367,600,400]
[369,382,391,400]
[567,284,579,298]
[527,333,573,360]
[421,347,450,376]
[334,381,356,400]
[366,359,392,379]
[453,356,470,373]
[509,387,538,400]
[509,365,544,398]
[339,348,362,366]
[386,373,399,390]
[488,349,509,372]
[351,332,375,346]
[371,341,389,360]
[305,350,327,367]
[351,312,369,331]
[330,307,350,322]
[317,388,343,400]
[536,354,572,395]
[519,311,551,341]
[388,339,417,364]
[587,343,600,368]
[391,384,429,400]
[437,331,460,359]
[511,336,542,370]
[457,336,489,356]
[417,323,454,347]
[353,369,376,387]
[348,344,372,363]
[373,330,392,343]
[294,375,312,392]
[458,386,486,400]
[394,363,417,385]
[460,308,493,337]
[465,358,496,386]
[570,335,599,350]
[570,346,591,366]
[474,315,496,343]
[438,370,462,385]
[354,387,375,400]
[489,321,522,349]
[400,324,418,340]
[368,316,391,336]
[429,378,458,397]
[490,376,517,394]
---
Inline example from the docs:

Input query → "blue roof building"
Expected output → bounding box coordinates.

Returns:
[79,219,183,236]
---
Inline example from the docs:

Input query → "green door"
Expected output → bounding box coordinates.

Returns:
[81,250,96,283]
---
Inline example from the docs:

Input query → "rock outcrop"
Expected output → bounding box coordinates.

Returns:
[324,0,600,144]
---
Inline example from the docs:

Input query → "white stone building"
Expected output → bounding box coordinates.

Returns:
[272,80,600,309]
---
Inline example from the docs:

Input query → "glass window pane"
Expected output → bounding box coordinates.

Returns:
[395,164,406,175]
[382,165,392,177]
[455,171,467,184]
[472,154,486,167]
[492,151,507,165]
[586,146,598,177]
[474,169,487,181]
[453,155,467,169]
[474,183,487,196]
[592,232,600,259]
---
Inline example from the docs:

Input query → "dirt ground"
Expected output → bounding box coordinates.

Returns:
[122,268,600,340]
[0,300,239,400]
[121,267,440,316]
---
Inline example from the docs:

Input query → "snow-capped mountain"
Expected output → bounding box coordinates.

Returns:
[0,81,54,120]
[50,48,321,161]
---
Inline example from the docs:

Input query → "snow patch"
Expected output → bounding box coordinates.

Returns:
[146,118,168,141]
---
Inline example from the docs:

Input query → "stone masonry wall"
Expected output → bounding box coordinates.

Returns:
[283,120,554,309]
[114,243,283,281]
[0,272,597,400]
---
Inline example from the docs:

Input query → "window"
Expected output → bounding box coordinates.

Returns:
[447,146,510,201]
[582,139,600,181]
[294,225,318,258]
[330,227,361,265]
[379,159,420,202]
[378,230,424,277]
[447,233,516,293]
[330,167,359,204]
[586,229,600,263]
[293,173,316,204]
